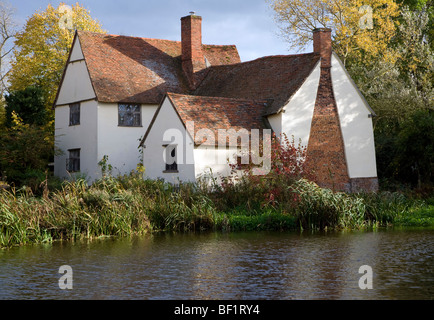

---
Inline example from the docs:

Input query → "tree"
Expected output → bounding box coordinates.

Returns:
[268,0,400,66]
[0,111,56,189]
[350,6,433,188]
[0,1,16,98]
[396,0,434,49]
[395,5,433,108]
[4,86,47,128]
[7,2,105,120]
[394,109,433,187]
[0,1,17,123]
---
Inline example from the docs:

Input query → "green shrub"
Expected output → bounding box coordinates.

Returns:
[290,179,366,230]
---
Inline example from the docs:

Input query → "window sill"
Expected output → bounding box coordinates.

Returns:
[118,125,143,128]
[163,170,179,173]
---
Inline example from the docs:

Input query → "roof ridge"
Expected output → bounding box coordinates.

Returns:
[191,53,320,84]
[167,92,270,104]
[206,51,320,69]
[77,30,238,48]
[78,30,182,43]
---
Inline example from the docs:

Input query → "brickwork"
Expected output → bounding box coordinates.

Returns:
[350,177,379,193]
[305,65,351,192]
[313,28,332,68]
[304,28,354,192]
[181,15,206,89]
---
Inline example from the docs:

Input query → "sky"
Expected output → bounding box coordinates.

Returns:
[10,0,310,62]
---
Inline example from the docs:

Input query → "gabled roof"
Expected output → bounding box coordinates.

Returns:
[195,53,321,115]
[141,93,270,147]
[77,31,241,105]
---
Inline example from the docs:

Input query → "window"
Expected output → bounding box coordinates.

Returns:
[118,104,141,127]
[69,103,80,126]
[67,149,80,172]
[164,145,178,172]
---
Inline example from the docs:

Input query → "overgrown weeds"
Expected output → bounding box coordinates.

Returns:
[0,171,432,249]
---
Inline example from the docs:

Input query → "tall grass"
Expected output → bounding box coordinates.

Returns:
[0,175,151,248]
[1,172,432,248]
[290,179,367,230]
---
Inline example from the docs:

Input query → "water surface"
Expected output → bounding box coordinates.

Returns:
[0,229,433,300]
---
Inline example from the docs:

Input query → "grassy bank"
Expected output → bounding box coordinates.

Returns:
[1,173,433,248]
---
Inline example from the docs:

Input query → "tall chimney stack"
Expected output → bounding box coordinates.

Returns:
[313,28,332,68]
[306,27,351,192]
[181,13,206,89]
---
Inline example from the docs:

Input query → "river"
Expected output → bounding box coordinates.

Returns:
[0,228,433,300]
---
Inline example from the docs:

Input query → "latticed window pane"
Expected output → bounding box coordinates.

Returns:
[69,103,80,126]
[67,149,80,172]
[118,104,141,126]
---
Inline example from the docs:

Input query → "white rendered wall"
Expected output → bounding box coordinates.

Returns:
[54,100,99,180]
[331,53,377,178]
[56,38,95,106]
[97,102,158,179]
[142,98,195,183]
[280,62,321,148]
[70,35,84,61]
[193,146,238,181]
[267,113,282,137]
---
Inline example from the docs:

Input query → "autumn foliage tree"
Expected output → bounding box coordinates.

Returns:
[7,2,105,120]
[268,0,400,66]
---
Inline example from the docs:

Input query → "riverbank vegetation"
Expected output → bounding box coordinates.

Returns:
[1,171,433,248]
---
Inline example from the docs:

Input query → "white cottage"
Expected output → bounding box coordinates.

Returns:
[54,14,378,192]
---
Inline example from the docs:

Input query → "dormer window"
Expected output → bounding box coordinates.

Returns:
[118,103,141,127]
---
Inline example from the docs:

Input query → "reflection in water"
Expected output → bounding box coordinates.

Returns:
[0,229,433,299]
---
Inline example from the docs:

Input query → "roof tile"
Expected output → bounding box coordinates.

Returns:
[194,53,320,115]
[77,31,241,104]
[166,93,270,146]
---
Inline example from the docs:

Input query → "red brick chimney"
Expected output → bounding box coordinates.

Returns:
[181,13,206,89]
[305,27,351,192]
[313,28,332,68]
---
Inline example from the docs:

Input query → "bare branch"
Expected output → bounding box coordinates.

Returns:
[0,1,17,96]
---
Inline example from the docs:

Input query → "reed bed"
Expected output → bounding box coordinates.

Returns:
[0,173,432,248]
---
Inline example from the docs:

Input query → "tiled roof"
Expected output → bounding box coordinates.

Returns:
[162,93,270,146]
[194,53,321,115]
[77,31,241,104]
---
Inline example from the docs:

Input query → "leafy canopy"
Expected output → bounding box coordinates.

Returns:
[7,2,105,114]
[4,86,47,128]
[268,0,400,65]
